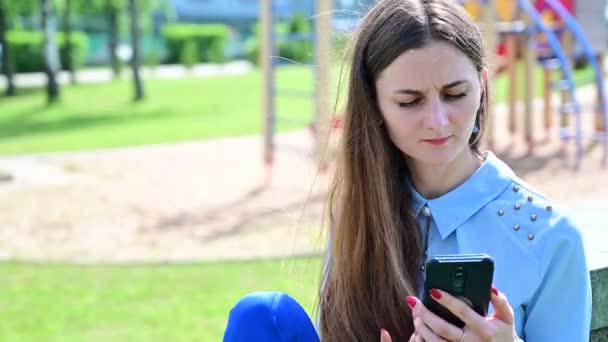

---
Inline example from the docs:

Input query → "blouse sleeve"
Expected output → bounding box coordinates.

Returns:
[523,215,592,341]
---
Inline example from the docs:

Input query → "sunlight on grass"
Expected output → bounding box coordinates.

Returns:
[0,257,323,341]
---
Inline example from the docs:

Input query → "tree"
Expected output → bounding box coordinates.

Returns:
[128,0,143,101]
[61,0,76,84]
[41,0,61,102]
[0,0,16,96]
[106,0,121,79]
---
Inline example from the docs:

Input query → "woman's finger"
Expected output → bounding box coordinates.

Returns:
[380,329,392,342]
[414,317,450,342]
[407,296,464,341]
[427,288,488,333]
[489,286,515,325]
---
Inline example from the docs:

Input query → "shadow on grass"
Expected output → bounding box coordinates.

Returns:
[0,87,46,98]
[0,104,175,141]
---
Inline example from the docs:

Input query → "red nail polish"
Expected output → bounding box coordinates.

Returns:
[406,296,417,309]
[430,288,442,300]
[491,286,499,297]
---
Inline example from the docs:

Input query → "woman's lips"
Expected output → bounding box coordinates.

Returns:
[423,136,451,145]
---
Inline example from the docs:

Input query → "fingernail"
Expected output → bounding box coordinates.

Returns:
[430,288,442,300]
[491,286,499,297]
[406,296,417,309]
[381,329,387,337]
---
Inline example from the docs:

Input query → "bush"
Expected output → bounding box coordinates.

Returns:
[246,12,314,65]
[7,30,88,73]
[144,49,161,69]
[162,23,230,64]
[180,39,198,69]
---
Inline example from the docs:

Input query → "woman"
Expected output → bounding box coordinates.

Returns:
[223,0,591,341]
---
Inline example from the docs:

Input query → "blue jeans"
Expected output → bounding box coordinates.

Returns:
[223,291,321,342]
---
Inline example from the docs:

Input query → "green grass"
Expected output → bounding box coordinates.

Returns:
[0,63,595,155]
[0,65,317,155]
[0,257,323,341]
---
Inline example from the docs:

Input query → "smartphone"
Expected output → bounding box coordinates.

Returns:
[422,254,494,328]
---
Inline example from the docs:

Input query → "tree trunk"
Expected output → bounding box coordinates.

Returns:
[107,0,120,79]
[63,0,76,84]
[41,0,61,103]
[129,0,144,101]
[0,0,16,96]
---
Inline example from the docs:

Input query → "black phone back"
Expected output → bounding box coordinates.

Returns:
[422,254,494,328]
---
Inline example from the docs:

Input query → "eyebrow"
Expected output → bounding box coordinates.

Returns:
[392,80,470,94]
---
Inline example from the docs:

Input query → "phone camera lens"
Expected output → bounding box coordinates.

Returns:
[453,271,465,294]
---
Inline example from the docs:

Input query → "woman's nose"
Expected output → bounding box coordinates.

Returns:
[423,98,449,129]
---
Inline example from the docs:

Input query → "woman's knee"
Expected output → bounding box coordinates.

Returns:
[223,291,319,342]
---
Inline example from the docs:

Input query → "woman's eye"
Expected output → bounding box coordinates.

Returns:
[398,99,420,108]
[444,92,467,100]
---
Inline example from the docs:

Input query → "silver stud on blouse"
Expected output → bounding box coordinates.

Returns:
[531,214,538,221]
[513,224,521,231]
[527,196,534,202]
[513,186,520,192]
[514,203,521,210]
[422,206,431,218]
[498,209,505,216]
[546,205,553,211]
[528,233,535,240]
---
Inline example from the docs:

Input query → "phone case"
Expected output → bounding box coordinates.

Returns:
[422,254,494,328]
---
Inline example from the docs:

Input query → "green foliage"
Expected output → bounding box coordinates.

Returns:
[7,30,88,73]
[144,49,161,69]
[161,23,230,64]
[246,12,314,66]
[179,39,198,69]
[288,12,310,33]
[6,0,39,17]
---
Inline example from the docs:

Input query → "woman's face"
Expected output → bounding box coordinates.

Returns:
[375,41,483,168]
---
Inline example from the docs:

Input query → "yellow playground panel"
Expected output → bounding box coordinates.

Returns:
[464,0,517,21]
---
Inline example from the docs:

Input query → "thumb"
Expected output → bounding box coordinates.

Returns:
[490,286,514,325]
[381,329,392,342]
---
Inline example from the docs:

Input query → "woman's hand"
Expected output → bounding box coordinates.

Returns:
[380,328,416,342]
[406,286,520,341]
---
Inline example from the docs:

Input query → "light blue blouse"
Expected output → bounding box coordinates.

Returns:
[320,152,592,341]
[409,151,592,341]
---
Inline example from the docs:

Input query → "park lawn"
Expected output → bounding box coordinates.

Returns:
[0,63,595,155]
[0,257,323,341]
[0,65,317,155]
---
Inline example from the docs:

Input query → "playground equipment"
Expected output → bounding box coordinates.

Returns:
[463,0,608,169]
[260,0,607,170]
[260,0,332,170]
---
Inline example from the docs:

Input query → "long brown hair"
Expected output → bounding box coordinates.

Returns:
[318,0,490,340]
